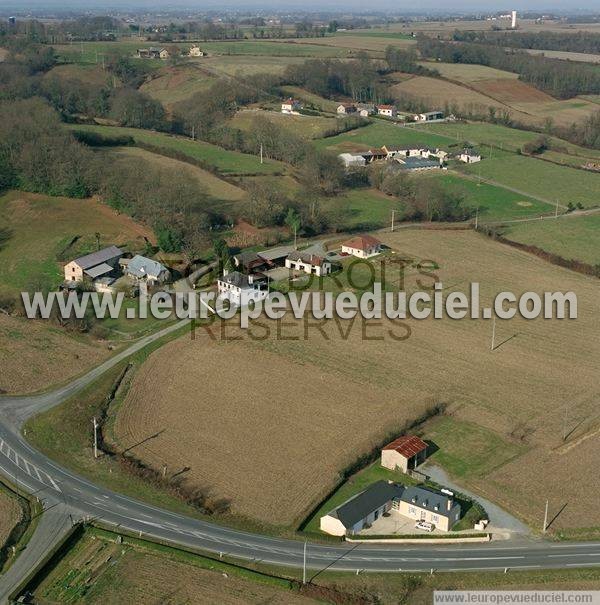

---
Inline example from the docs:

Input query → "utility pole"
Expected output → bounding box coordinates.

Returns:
[391,209,395,232]
[303,540,307,585]
[562,405,568,442]
[555,200,559,218]
[92,417,98,459]
[491,315,496,351]
[260,143,263,164]
[475,207,479,230]
[543,499,549,533]
[191,124,195,141]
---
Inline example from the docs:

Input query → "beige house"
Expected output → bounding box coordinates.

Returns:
[189,45,205,57]
[341,234,381,259]
[337,103,357,115]
[320,481,461,535]
[458,148,481,163]
[285,252,332,276]
[217,270,268,307]
[393,486,461,532]
[63,246,123,283]
[381,435,428,473]
[281,98,302,114]
[376,104,397,118]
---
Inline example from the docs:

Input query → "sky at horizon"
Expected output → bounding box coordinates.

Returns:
[2,0,600,13]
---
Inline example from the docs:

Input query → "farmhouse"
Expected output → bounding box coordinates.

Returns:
[232,251,267,274]
[137,47,169,59]
[415,111,444,122]
[123,255,171,286]
[381,435,428,472]
[320,481,462,535]
[285,251,332,276]
[341,234,381,258]
[189,45,205,57]
[458,148,482,163]
[320,481,404,536]
[337,103,357,115]
[356,103,375,116]
[217,270,268,306]
[64,246,123,283]
[281,98,302,114]
[376,104,397,118]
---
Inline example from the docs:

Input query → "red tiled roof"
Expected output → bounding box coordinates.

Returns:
[377,104,396,110]
[382,435,427,458]
[342,234,381,251]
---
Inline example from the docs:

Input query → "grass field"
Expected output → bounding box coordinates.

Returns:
[54,39,348,65]
[327,188,403,230]
[420,62,519,83]
[230,109,339,140]
[202,55,309,76]
[0,488,22,554]
[43,63,111,87]
[314,121,454,153]
[458,149,600,207]
[279,86,340,112]
[435,172,552,221]
[503,213,600,265]
[293,34,413,54]
[108,147,247,207]
[32,528,317,605]
[68,124,285,175]
[139,64,216,106]
[111,229,600,533]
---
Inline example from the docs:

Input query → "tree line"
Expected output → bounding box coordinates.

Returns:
[452,30,600,55]
[417,37,600,99]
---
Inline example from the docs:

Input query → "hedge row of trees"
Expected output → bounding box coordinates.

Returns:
[417,37,600,98]
[452,30,600,55]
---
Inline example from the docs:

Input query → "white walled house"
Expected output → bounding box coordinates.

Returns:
[376,104,397,118]
[285,252,331,276]
[341,234,381,259]
[189,45,205,57]
[337,103,357,115]
[281,98,302,114]
[458,148,482,163]
[217,271,268,306]
[393,486,461,532]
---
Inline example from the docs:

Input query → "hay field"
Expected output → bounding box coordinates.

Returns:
[0,191,152,293]
[109,147,247,206]
[294,34,415,54]
[115,230,600,531]
[421,62,519,83]
[0,489,22,551]
[139,64,216,107]
[231,109,339,140]
[525,48,600,64]
[202,55,308,76]
[34,532,318,605]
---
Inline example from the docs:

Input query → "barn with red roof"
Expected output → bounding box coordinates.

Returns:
[381,435,428,473]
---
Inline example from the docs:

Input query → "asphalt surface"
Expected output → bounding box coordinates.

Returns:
[1,319,600,601]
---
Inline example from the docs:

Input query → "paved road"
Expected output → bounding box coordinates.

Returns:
[1,318,600,601]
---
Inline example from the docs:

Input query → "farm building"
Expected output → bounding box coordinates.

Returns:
[320,481,404,536]
[64,246,123,283]
[396,156,441,171]
[338,153,366,168]
[381,435,428,472]
[233,251,267,274]
[415,111,444,122]
[281,98,302,114]
[285,252,332,276]
[217,271,268,307]
[342,235,382,259]
[356,103,375,116]
[376,104,397,118]
[320,481,462,535]
[123,255,171,286]
[137,47,169,59]
[458,148,482,163]
[337,103,357,115]
[189,45,206,57]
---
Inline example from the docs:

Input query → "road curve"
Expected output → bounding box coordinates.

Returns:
[1,317,599,600]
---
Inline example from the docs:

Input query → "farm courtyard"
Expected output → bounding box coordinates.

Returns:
[112,230,600,533]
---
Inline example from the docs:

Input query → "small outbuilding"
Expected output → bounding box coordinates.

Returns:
[381,435,428,472]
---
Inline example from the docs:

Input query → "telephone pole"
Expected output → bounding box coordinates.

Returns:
[491,315,496,351]
[475,207,479,230]
[391,209,395,232]
[260,143,263,164]
[543,499,549,533]
[92,417,98,459]
[555,200,559,218]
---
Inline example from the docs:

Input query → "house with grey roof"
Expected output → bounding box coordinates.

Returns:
[320,481,462,536]
[63,246,123,284]
[124,255,171,286]
[217,270,268,307]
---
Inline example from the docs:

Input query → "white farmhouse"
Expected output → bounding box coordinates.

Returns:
[458,148,482,163]
[376,104,397,118]
[285,251,332,276]
[189,45,205,57]
[217,271,268,306]
[281,98,302,114]
[341,234,382,259]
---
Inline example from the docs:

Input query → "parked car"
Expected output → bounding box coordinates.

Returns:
[415,521,434,532]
